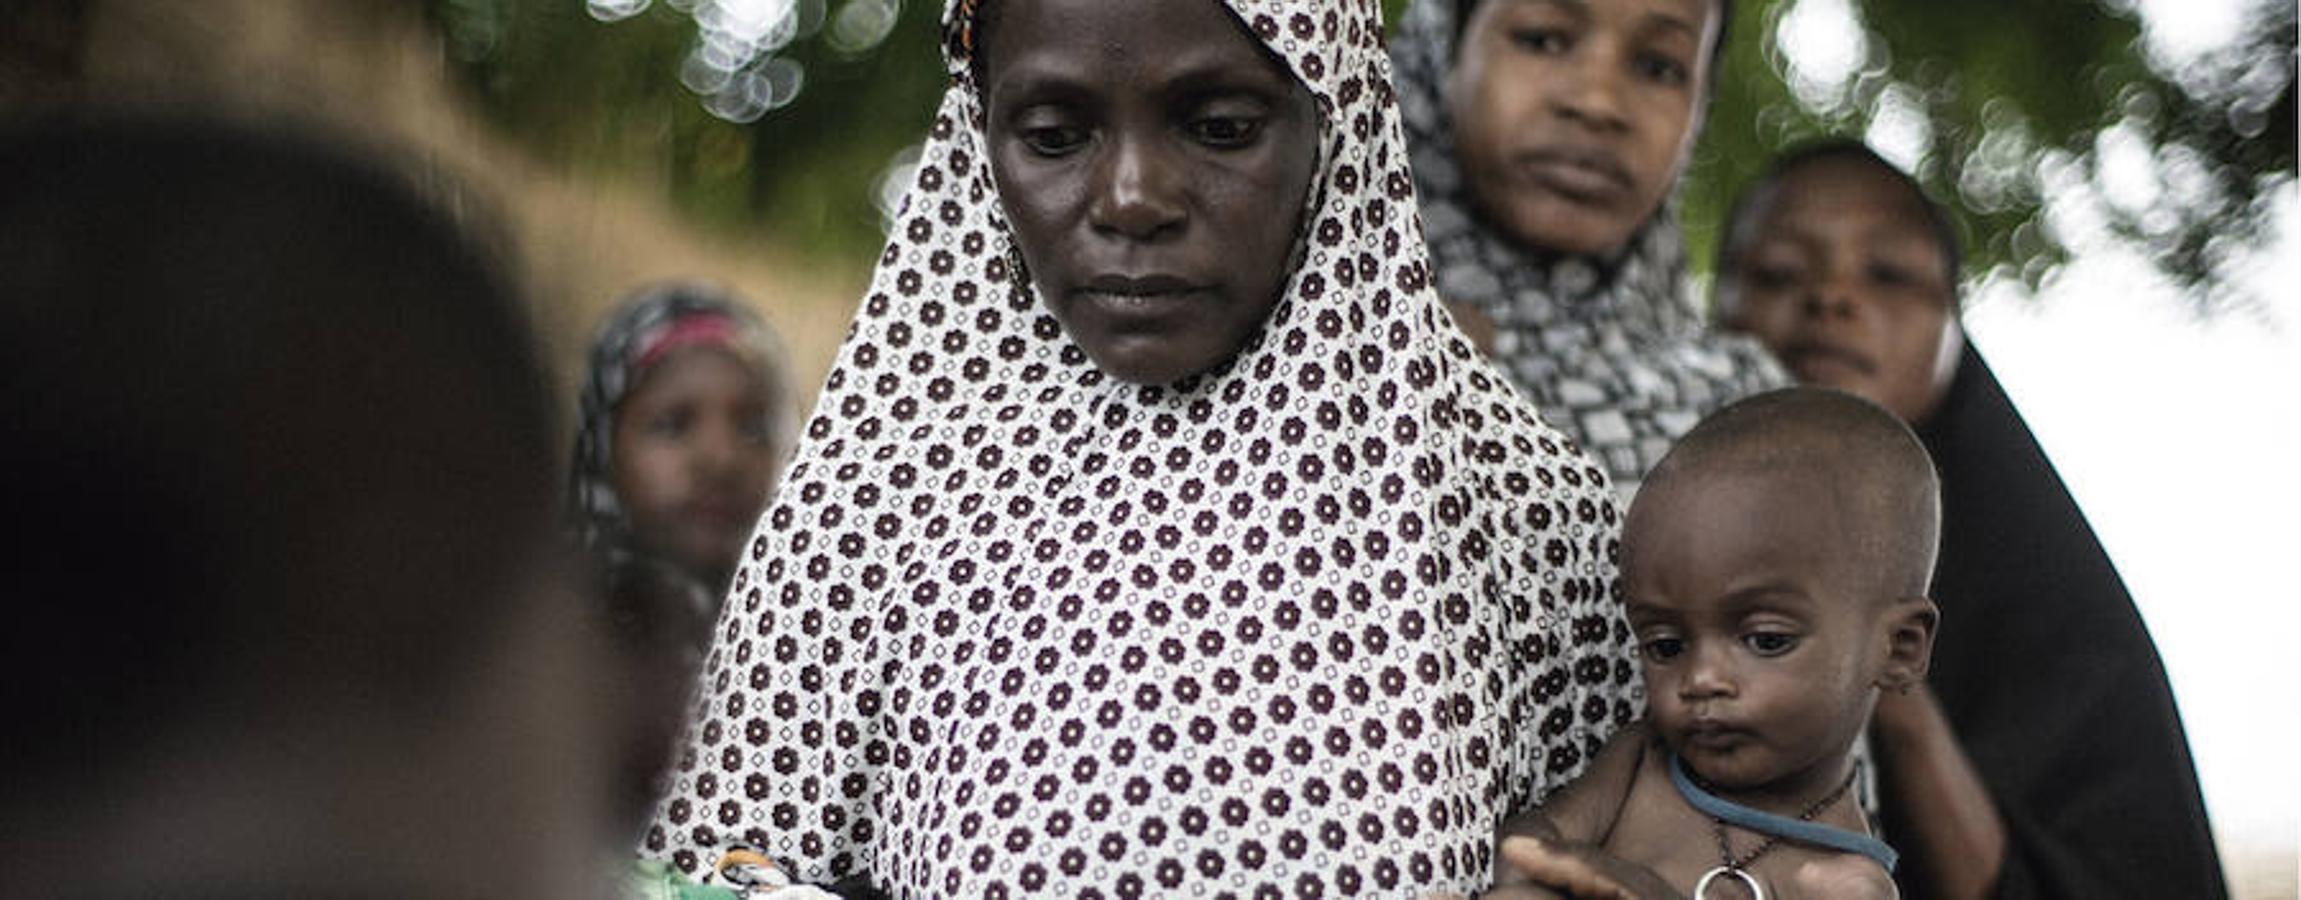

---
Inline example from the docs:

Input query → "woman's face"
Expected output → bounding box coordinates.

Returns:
[1715,159,1959,426]
[610,347,780,586]
[1446,0,1718,257]
[981,0,1320,386]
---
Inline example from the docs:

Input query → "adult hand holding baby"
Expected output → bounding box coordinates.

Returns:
[1484,836,1688,900]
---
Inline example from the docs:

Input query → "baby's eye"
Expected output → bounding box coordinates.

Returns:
[1743,631,1799,656]
[1640,636,1685,662]
[1509,28,1571,55]
[1188,116,1263,149]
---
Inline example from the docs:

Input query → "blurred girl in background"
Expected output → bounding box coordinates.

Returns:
[569,283,794,597]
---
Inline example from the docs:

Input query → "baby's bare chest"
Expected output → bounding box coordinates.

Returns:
[1600,764,1888,900]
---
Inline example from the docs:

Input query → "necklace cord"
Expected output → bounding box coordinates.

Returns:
[1668,753,1900,873]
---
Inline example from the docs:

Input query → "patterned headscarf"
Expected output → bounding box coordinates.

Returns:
[1391,0,1787,497]
[643,1,1639,896]
[567,283,791,566]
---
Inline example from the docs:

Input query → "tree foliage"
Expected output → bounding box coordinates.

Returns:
[431,0,2295,312]
[1687,0,2295,312]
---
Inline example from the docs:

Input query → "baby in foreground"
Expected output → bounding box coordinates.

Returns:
[1493,387,1941,900]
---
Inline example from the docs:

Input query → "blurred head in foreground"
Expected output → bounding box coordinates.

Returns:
[0,120,605,897]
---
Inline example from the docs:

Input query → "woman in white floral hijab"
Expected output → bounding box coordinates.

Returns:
[1392,0,1788,498]
[643,1,1640,895]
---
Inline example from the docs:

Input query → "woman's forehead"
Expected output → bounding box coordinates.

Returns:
[953,0,1381,105]
[976,0,1295,93]
[1756,162,1944,249]
[1475,0,1717,32]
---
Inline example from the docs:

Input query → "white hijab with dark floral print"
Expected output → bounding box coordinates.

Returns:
[1392,0,1788,498]
[643,1,1639,895]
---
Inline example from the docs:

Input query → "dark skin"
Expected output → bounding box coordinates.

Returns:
[1446,0,1719,257]
[1624,465,1919,805]
[1714,157,1962,426]
[980,0,1321,386]
[1716,155,2004,900]
[1488,397,1939,900]
[600,558,717,844]
[610,345,781,591]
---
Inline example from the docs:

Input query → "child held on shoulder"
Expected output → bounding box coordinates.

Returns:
[1493,387,1941,900]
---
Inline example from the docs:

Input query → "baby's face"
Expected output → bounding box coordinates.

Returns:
[1621,464,1888,803]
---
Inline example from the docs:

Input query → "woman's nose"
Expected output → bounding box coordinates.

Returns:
[1087,134,1186,241]
[1801,279,1858,320]
[1549,48,1629,133]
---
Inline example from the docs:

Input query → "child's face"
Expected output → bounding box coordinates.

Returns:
[1445,0,1718,257]
[1716,159,1959,426]
[611,347,780,586]
[1622,464,1891,800]
[981,0,1320,386]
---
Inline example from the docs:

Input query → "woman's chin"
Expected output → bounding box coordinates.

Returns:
[1479,193,1642,259]
[1082,341,1234,388]
[1096,359,1196,387]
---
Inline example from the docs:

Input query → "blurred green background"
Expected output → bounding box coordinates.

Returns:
[4,4,2293,893]
[427,0,2293,312]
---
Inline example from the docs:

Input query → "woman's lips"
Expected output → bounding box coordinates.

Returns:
[1074,274,1207,325]
[1086,273,1197,295]
[687,499,756,531]
[1516,147,1633,203]
[1783,342,1877,385]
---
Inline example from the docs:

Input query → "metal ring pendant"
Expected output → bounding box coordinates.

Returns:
[1693,865,1767,900]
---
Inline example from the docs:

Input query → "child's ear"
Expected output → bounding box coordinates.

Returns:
[1875,596,1939,692]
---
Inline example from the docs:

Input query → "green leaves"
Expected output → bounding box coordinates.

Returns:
[432,0,2295,314]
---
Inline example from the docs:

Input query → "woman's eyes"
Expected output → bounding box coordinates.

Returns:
[1633,51,1690,86]
[1743,261,1804,290]
[1508,27,1572,55]
[1868,260,1926,288]
[1019,124,1089,157]
[1011,107,1269,154]
[1640,636,1685,661]
[1187,115,1263,149]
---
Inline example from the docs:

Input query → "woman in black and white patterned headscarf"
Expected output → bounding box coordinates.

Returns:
[642,1,1639,895]
[1391,0,1787,497]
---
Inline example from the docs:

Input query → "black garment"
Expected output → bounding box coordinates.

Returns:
[1887,344,2227,899]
